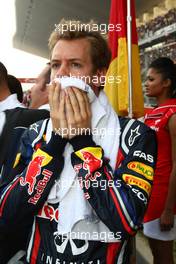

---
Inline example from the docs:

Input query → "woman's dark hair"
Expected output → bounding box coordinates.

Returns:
[149,57,176,98]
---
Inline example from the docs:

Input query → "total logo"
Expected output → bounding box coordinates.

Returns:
[127,161,154,180]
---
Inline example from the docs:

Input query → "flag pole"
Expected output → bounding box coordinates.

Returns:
[127,0,133,118]
[127,1,137,258]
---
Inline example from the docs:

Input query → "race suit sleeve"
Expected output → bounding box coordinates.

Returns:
[0,130,67,233]
[70,122,157,240]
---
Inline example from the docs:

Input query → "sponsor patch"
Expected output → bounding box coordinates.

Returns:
[127,161,154,180]
[76,147,102,161]
[20,155,45,194]
[133,150,154,163]
[20,149,52,196]
[76,148,102,174]
[33,149,53,166]
[122,174,151,195]
[28,169,53,204]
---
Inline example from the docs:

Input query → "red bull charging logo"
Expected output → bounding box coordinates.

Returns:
[81,150,102,174]
[20,155,45,194]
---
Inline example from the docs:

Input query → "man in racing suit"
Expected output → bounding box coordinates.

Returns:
[0,19,157,263]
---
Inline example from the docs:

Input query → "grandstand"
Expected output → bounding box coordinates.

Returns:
[137,0,176,105]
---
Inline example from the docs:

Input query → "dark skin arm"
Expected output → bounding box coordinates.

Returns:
[160,114,176,231]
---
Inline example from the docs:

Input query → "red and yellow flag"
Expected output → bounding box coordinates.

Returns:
[105,0,144,118]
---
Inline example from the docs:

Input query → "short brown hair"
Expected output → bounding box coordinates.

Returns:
[0,62,8,84]
[48,19,111,72]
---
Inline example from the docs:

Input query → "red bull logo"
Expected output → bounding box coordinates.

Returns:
[81,150,102,174]
[20,155,45,194]
[28,169,53,204]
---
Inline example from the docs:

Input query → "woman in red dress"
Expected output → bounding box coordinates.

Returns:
[143,57,176,264]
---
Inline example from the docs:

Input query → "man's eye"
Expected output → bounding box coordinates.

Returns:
[51,63,60,69]
[71,62,82,68]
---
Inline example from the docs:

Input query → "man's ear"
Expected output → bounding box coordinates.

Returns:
[93,68,107,88]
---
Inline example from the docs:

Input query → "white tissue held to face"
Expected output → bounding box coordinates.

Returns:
[53,77,95,103]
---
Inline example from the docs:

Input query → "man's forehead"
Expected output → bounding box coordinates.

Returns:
[52,38,91,58]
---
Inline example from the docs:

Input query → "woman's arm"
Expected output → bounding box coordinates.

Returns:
[160,114,176,231]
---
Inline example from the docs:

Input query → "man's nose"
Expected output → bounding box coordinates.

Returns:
[56,64,69,77]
